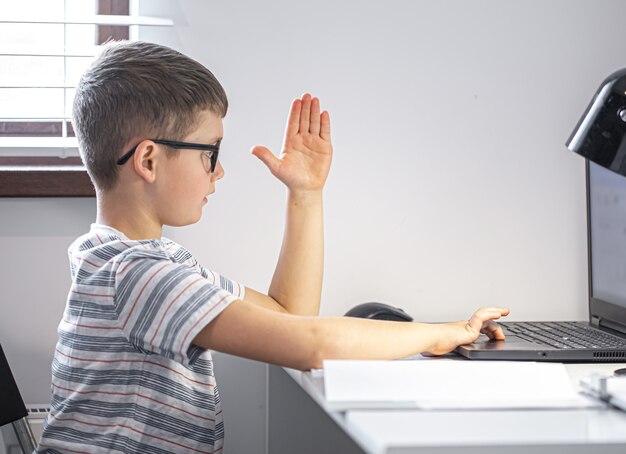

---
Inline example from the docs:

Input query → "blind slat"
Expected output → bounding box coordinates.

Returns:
[0,137,78,148]
[0,15,173,27]
[0,44,99,58]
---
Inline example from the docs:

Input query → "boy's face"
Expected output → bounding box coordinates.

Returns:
[155,109,224,227]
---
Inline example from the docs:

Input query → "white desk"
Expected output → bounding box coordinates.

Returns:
[267,359,626,454]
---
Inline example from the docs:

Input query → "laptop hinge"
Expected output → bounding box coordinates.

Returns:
[598,317,626,336]
[591,316,601,328]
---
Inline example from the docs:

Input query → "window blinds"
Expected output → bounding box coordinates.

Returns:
[0,0,173,158]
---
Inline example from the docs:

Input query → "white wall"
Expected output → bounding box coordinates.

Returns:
[2,0,626,452]
[140,0,612,322]
[0,199,96,403]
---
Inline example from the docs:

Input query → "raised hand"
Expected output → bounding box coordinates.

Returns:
[251,93,332,193]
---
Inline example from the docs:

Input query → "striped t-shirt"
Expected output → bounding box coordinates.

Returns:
[37,224,245,454]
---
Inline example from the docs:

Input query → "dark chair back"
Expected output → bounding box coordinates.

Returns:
[0,344,36,452]
[0,344,28,426]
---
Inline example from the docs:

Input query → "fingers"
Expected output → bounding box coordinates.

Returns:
[285,98,302,139]
[309,97,321,135]
[320,110,331,142]
[474,307,510,319]
[287,93,331,141]
[467,307,510,337]
[481,320,506,340]
[299,93,311,134]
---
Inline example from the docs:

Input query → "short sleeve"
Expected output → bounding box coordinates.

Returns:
[161,238,246,301]
[114,251,239,366]
[197,264,246,300]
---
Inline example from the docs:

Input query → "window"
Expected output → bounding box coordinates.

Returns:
[0,0,173,197]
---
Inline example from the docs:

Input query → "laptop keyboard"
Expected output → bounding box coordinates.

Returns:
[499,321,626,349]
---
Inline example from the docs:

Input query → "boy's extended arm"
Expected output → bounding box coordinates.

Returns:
[250,94,331,316]
[193,300,510,371]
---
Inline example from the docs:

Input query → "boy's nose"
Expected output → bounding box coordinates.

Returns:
[212,160,224,181]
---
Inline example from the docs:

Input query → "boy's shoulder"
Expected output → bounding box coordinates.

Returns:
[68,224,194,266]
[66,224,243,294]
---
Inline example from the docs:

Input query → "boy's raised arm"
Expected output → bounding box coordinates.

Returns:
[250,94,332,316]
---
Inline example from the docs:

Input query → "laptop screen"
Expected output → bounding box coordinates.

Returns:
[588,161,626,319]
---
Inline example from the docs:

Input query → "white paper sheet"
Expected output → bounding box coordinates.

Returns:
[323,359,592,410]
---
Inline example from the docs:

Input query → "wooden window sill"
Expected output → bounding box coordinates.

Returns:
[0,166,95,197]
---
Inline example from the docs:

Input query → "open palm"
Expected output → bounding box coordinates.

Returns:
[252,93,333,192]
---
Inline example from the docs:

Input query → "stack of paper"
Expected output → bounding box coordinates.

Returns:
[323,359,593,410]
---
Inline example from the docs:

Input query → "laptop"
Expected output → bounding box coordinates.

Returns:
[456,161,626,361]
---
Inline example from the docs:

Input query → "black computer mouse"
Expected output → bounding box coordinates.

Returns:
[344,302,413,322]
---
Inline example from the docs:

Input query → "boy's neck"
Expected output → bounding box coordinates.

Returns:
[96,192,163,241]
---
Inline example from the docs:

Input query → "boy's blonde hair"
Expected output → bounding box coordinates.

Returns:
[72,40,228,191]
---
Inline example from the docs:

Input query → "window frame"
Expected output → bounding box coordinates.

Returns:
[0,160,95,197]
[0,0,130,197]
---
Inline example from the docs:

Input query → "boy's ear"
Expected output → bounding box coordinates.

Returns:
[132,140,158,184]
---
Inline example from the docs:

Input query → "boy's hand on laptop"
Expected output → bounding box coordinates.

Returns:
[427,307,510,355]
[251,93,332,193]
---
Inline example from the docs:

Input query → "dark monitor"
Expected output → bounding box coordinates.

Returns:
[587,161,626,334]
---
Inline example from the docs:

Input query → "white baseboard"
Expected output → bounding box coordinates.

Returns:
[25,403,50,443]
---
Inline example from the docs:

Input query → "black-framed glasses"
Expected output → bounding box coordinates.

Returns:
[117,139,220,173]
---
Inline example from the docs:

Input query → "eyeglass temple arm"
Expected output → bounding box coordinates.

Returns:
[153,139,219,151]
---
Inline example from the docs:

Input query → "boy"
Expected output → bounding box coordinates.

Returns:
[37,41,509,453]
